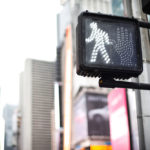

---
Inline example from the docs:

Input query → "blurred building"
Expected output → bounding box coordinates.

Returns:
[56,0,150,150]
[3,105,17,150]
[19,59,56,150]
[72,88,111,149]
[56,2,73,150]
[0,88,5,150]
[56,1,128,150]
[73,0,112,13]
[56,1,113,150]
[111,0,124,16]
[12,109,19,150]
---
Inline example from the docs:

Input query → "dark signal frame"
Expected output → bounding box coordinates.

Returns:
[76,11,143,79]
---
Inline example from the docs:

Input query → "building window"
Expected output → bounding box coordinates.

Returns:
[111,0,124,16]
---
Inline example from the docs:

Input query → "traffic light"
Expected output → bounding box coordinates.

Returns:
[142,0,150,14]
[76,11,143,79]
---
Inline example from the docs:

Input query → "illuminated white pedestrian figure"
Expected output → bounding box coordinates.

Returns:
[86,22,112,64]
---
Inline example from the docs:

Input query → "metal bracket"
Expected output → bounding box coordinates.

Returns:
[139,20,150,29]
[99,78,150,90]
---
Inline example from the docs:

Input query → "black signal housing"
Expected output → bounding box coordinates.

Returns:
[76,11,143,79]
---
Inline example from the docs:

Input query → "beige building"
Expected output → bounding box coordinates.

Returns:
[19,59,56,150]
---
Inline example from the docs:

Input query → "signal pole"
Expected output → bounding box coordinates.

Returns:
[124,0,150,149]
[132,0,150,150]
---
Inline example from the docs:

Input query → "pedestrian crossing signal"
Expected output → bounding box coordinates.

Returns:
[76,11,143,79]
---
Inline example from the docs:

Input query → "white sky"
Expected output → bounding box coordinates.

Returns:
[0,0,59,106]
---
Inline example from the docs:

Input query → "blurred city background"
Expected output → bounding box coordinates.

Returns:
[0,0,150,150]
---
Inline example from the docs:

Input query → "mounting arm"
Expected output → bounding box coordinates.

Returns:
[99,78,150,90]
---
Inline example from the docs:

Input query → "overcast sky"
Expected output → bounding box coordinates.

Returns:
[0,0,58,106]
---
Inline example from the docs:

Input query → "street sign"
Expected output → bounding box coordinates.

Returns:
[76,11,143,79]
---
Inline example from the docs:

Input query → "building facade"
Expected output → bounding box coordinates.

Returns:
[3,105,17,150]
[19,59,56,150]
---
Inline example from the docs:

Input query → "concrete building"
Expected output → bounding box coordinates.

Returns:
[3,105,17,150]
[19,59,56,150]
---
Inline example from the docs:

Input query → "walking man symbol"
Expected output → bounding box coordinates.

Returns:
[86,22,112,64]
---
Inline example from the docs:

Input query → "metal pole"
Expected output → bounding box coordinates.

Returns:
[139,21,150,29]
[123,0,147,149]
[132,0,150,150]
[99,79,150,90]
